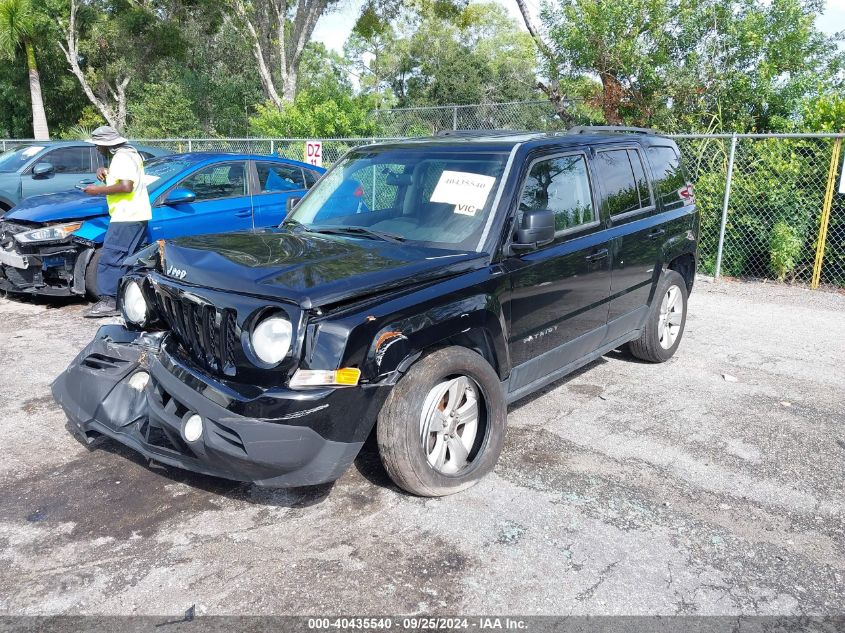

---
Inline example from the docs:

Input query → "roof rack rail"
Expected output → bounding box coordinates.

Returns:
[567,125,659,135]
[435,129,529,137]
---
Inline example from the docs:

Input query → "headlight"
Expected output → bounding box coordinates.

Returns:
[250,314,292,365]
[121,280,148,325]
[14,222,82,244]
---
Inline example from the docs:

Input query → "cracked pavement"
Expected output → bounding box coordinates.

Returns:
[0,278,843,615]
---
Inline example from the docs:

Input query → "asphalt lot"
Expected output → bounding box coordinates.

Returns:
[0,278,843,616]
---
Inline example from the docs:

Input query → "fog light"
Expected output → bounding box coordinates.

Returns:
[127,371,150,391]
[182,414,203,443]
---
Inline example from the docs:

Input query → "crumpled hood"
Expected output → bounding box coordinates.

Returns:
[159,228,487,309]
[4,189,108,223]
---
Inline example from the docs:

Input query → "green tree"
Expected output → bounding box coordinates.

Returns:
[521,0,843,131]
[800,93,845,132]
[346,1,539,109]
[0,0,49,139]
[249,91,379,138]
[228,0,343,107]
[55,0,195,132]
[128,81,202,138]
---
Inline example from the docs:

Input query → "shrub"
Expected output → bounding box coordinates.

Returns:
[769,221,803,281]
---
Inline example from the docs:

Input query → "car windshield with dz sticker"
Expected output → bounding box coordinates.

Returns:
[289,148,510,250]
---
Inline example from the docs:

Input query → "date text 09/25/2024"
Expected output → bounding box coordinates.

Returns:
[307,618,528,630]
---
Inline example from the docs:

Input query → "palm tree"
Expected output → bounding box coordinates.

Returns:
[0,0,49,140]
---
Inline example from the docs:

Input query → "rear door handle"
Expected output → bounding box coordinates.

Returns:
[585,248,609,262]
[234,210,252,218]
[648,228,666,239]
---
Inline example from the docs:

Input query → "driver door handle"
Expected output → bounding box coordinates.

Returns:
[234,210,252,218]
[585,248,609,262]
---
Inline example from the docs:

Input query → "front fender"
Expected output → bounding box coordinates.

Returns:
[73,215,109,244]
[362,291,510,383]
[301,269,511,385]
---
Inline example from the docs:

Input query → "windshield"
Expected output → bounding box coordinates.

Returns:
[289,147,510,250]
[0,145,45,173]
[143,157,194,188]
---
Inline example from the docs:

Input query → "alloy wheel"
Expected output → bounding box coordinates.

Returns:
[658,284,684,349]
[419,375,482,475]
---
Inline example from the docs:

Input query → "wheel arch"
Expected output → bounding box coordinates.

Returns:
[358,294,510,384]
[660,228,697,294]
[668,251,696,294]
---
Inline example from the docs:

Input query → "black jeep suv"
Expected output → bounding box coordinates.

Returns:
[53,129,698,496]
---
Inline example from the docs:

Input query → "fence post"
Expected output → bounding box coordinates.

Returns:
[2,141,5,152]
[187,139,193,152]
[714,133,738,279]
[270,139,275,155]
[810,137,842,289]
[453,106,458,130]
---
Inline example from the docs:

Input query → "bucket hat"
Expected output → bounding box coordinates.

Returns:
[88,125,128,147]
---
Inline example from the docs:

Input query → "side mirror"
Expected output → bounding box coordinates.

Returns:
[164,188,196,205]
[286,196,303,217]
[512,209,555,251]
[32,162,54,178]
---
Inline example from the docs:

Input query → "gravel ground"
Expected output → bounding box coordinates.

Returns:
[0,278,843,616]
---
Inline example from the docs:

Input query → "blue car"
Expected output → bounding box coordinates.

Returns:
[0,141,169,211]
[0,153,324,297]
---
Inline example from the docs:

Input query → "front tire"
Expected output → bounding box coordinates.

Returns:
[628,269,688,363]
[84,248,102,301]
[377,346,507,496]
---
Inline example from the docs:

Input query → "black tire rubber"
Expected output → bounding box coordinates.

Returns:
[628,269,688,363]
[376,346,507,497]
[84,248,102,301]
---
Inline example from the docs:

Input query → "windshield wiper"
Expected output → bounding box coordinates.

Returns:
[306,225,407,244]
[281,218,308,231]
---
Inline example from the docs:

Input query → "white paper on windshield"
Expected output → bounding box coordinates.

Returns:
[22,146,44,157]
[143,175,160,185]
[430,170,495,216]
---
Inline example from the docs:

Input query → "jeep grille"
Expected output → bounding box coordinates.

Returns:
[153,290,239,376]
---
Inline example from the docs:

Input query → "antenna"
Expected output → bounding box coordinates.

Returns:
[250,160,256,231]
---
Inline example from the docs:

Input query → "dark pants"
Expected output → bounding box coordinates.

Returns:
[97,220,148,298]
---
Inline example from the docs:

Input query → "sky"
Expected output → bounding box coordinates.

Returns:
[312,0,845,54]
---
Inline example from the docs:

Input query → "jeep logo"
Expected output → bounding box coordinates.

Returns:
[166,265,187,280]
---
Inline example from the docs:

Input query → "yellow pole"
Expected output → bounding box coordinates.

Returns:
[811,138,842,289]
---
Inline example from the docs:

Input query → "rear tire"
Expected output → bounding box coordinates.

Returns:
[84,248,102,301]
[377,346,507,497]
[628,269,688,363]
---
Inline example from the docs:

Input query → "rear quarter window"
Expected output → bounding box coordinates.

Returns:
[647,146,686,210]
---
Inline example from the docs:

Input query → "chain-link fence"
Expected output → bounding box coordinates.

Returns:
[3,125,844,290]
[674,134,845,290]
[134,137,400,165]
[0,137,396,163]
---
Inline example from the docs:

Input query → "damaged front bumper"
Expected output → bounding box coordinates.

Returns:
[52,325,389,487]
[0,238,93,296]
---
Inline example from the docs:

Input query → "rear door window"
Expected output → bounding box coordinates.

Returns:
[595,149,651,217]
[256,162,306,192]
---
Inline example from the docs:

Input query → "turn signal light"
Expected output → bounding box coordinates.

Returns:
[289,368,361,388]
